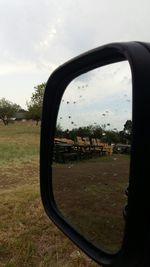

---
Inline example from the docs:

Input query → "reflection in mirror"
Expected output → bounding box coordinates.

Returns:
[52,61,132,253]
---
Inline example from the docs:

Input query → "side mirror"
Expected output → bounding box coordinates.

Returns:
[40,42,150,266]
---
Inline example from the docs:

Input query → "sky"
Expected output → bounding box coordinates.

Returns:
[0,0,150,129]
[57,61,132,131]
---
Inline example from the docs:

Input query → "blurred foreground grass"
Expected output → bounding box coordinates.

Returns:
[0,122,98,267]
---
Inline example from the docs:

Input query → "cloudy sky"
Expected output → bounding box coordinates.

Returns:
[57,61,132,131]
[0,0,149,127]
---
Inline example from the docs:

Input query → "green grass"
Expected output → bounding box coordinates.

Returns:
[0,122,40,164]
[0,143,39,162]
[0,122,98,267]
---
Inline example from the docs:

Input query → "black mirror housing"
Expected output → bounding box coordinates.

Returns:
[40,42,150,266]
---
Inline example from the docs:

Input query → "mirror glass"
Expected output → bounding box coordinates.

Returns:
[52,61,132,253]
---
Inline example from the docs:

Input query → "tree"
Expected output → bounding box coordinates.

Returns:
[26,83,46,125]
[124,120,132,135]
[123,120,132,144]
[55,123,64,138]
[104,130,120,145]
[0,98,21,125]
[75,125,93,138]
[92,125,103,139]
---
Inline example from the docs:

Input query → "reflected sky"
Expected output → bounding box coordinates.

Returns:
[57,61,132,131]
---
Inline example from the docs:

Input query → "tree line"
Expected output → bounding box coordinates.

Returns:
[0,82,132,144]
[56,120,132,145]
[0,83,45,125]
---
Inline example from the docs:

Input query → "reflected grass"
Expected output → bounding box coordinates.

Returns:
[53,155,129,253]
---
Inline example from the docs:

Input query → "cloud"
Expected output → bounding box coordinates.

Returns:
[0,0,149,109]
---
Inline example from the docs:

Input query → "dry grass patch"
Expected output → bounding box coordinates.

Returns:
[0,184,98,267]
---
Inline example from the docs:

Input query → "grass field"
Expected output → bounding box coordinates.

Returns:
[0,122,98,267]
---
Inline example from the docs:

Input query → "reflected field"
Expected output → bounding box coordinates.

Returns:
[53,155,129,253]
